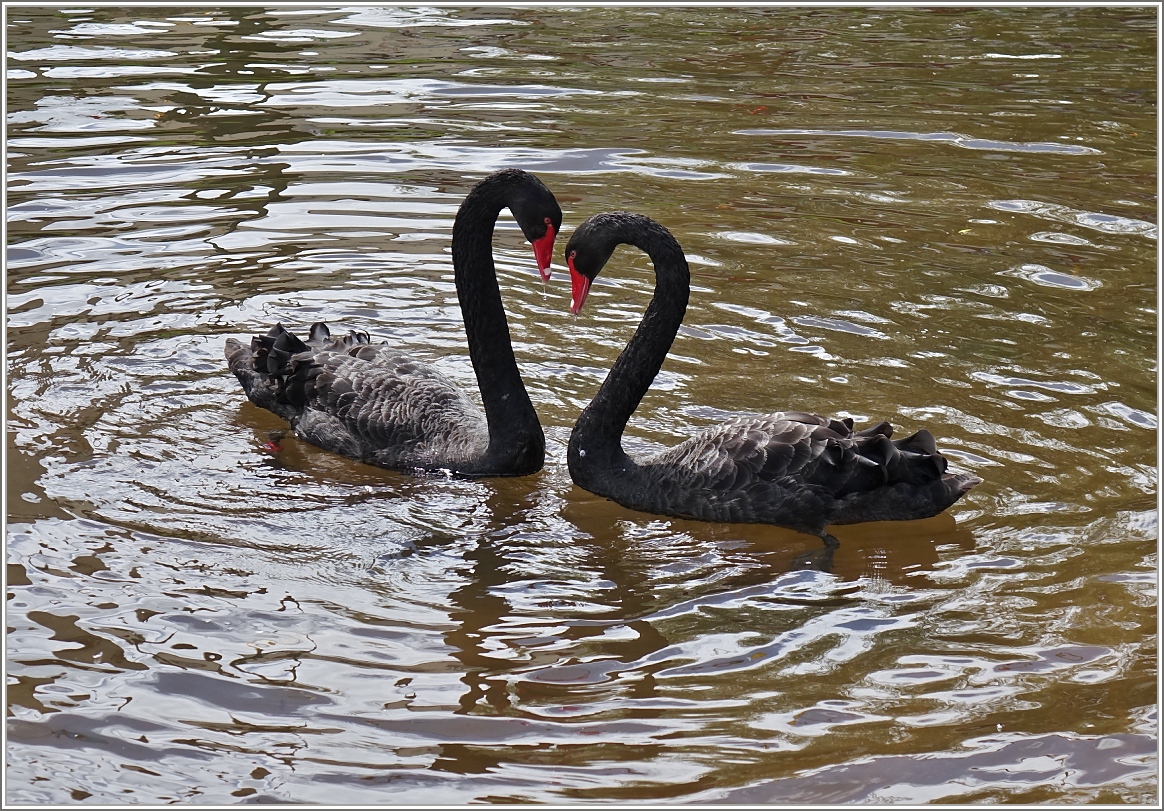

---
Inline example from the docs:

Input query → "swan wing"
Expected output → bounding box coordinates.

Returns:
[230,323,487,468]
[648,411,842,489]
[650,410,947,496]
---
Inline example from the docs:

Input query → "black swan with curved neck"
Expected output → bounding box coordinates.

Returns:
[225,169,562,477]
[564,211,980,540]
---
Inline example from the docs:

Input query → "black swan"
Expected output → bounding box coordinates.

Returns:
[564,211,981,542]
[225,168,562,477]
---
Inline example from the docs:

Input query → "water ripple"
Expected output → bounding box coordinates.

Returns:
[989,199,1157,239]
[736,128,1103,155]
[9,44,177,61]
[264,77,600,107]
[999,263,1102,291]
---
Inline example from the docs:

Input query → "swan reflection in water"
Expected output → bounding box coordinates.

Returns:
[423,473,978,720]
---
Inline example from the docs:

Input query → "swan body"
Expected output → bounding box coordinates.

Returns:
[225,169,562,477]
[564,211,980,539]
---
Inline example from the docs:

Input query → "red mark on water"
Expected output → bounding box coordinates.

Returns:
[262,430,286,453]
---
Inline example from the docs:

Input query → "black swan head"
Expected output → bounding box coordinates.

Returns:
[501,169,563,281]
[563,211,634,313]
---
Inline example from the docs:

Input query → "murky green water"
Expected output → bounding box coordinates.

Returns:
[5,5,1157,804]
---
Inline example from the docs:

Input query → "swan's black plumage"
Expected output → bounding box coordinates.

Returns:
[225,169,562,477]
[564,211,980,539]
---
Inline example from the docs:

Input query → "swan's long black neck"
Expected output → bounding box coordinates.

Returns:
[452,175,543,472]
[568,218,690,482]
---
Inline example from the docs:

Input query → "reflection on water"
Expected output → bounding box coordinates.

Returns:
[5,5,1157,805]
[737,126,1108,155]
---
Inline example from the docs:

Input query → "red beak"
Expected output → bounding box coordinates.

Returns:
[569,257,592,315]
[531,225,556,282]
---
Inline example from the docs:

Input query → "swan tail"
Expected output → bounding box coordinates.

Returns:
[824,423,980,524]
[225,328,284,412]
[831,471,981,525]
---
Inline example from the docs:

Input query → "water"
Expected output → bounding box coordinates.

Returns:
[5,5,1157,804]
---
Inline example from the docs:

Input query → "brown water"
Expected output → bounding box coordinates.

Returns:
[5,5,1158,805]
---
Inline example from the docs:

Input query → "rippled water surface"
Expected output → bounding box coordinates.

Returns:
[5,5,1158,805]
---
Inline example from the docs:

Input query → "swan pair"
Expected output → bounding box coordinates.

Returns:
[226,169,979,542]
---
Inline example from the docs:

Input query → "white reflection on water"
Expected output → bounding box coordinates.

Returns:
[736,127,1106,155]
